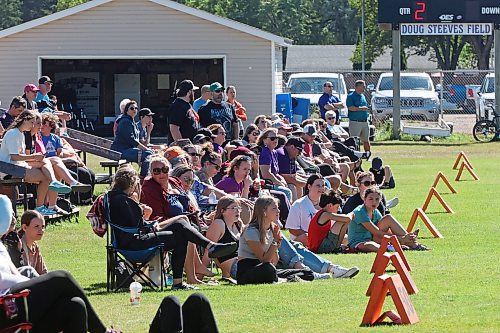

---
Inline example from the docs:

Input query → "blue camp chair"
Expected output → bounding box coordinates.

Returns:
[103,193,168,292]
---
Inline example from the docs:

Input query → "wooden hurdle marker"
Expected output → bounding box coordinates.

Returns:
[452,151,474,170]
[371,235,411,273]
[422,187,454,214]
[455,161,480,181]
[367,252,418,296]
[407,208,443,238]
[432,171,456,194]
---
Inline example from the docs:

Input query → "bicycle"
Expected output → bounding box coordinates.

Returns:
[472,103,500,142]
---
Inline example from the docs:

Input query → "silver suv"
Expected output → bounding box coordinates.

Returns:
[370,72,440,121]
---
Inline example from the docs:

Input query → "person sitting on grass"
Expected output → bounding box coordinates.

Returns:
[307,189,354,254]
[348,187,429,252]
[19,210,48,276]
[369,157,395,189]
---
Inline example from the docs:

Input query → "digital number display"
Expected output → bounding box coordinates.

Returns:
[378,0,500,24]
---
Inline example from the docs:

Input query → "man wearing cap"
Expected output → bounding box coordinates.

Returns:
[168,79,200,143]
[137,108,155,146]
[22,84,40,110]
[318,81,344,122]
[35,76,72,123]
[0,96,26,135]
[272,121,293,137]
[193,85,211,112]
[198,82,239,140]
[346,80,371,154]
[275,137,308,201]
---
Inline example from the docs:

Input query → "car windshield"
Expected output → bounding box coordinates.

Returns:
[288,78,344,94]
[482,77,495,93]
[378,76,432,91]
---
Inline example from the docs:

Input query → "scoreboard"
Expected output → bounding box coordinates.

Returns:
[378,0,500,24]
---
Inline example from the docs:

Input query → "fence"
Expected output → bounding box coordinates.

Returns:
[279,70,494,137]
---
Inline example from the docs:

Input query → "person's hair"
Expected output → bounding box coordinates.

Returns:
[226,85,236,94]
[200,85,210,94]
[355,80,366,87]
[304,173,324,195]
[253,115,270,126]
[18,210,44,237]
[41,113,59,129]
[256,128,277,146]
[200,146,221,167]
[123,100,138,114]
[243,124,259,142]
[228,155,252,178]
[207,123,223,135]
[356,171,374,185]
[364,186,381,199]
[325,110,336,118]
[9,96,27,110]
[247,196,279,244]
[301,119,315,127]
[119,98,131,114]
[49,95,57,100]
[316,118,326,127]
[213,196,242,230]
[6,110,35,132]
[323,81,332,87]
[183,144,200,155]
[276,134,287,148]
[111,164,139,192]
[148,154,171,175]
[319,189,342,208]
[171,165,193,179]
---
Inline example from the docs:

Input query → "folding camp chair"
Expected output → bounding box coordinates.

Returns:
[0,289,32,333]
[102,193,170,292]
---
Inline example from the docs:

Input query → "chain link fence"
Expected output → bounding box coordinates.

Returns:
[278,70,493,138]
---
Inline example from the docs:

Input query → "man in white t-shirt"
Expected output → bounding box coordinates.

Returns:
[285,194,318,245]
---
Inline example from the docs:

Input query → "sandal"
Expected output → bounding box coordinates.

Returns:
[409,243,431,251]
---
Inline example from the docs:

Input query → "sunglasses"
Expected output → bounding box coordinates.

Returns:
[361,180,377,187]
[152,167,169,175]
[182,176,194,184]
[327,117,335,120]
[325,85,333,88]
[214,89,224,93]
[209,160,221,170]
[226,206,242,212]
[267,137,277,141]
[251,131,260,136]
[188,152,201,157]
[129,107,139,110]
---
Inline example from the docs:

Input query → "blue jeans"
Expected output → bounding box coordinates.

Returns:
[271,185,293,202]
[278,237,331,273]
[120,148,152,177]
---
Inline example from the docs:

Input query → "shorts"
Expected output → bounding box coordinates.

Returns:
[316,231,340,254]
[349,120,370,143]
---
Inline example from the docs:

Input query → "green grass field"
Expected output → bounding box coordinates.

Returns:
[40,139,500,332]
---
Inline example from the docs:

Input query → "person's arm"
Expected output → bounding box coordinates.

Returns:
[318,211,354,225]
[232,122,239,140]
[10,153,44,162]
[169,124,182,141]
[241,175,251,199]
[145,123,153,146]
[205,219,225,243]
[259,164,286,187]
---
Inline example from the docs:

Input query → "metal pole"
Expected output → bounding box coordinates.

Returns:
[495,27,500,133]
[361,0,365,80]
[392,27,401,139]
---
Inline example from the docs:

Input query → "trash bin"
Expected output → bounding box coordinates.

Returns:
[276,93,293,121]
[292,97,310,124]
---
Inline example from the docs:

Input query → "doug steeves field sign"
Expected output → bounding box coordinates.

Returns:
[400,23,493,36]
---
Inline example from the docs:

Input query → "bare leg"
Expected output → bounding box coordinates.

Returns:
[49,157,78,184]
[338,163,349,182]
[331,223,348,248]
[356,241,380,252]
[383,165,393,184]
[363,140,371,152]
[25,168,50,207]
[376,214,417,247]
[185,243,203,284]
[287,183,298,203]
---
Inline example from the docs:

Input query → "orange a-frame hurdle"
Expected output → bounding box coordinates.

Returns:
[432,172,456,194]
[422,187,454,213]
[452,151,474,170]
[455,161,480,181]
[407,208,443,238]
[371,235,411,273]
[367,252,418,296]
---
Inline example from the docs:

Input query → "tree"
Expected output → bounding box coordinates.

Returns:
[57,0,88,11]
[467,35,494,70]
[0,0,23,30]
[22,0,57,22]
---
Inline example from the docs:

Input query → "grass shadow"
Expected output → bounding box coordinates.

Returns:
[425,211,451,215]
[373,141,476,148]
[84,282,110,296]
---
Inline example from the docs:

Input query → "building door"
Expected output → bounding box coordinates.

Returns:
[114,74,141,116]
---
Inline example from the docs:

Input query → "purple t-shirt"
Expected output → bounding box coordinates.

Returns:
[216,176,243,195]
[275,147,297,174]
[259,145,280,174]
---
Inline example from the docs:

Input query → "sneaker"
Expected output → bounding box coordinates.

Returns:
[49,205,70,216]
[386,197,399,209]
[362,151,372,160]
[286,275,308,283]
[207,242,238,259]
[171,282,200,291]
[312,272,332,280]
[70,182,92,193]
[379,182,391,189]
[330,265,360,278]
[35,206,57,216]
[48,181,72,194]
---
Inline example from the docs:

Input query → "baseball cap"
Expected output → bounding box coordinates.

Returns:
[286,137,305,150]
[24,84,40,93]
[209,82,224,92]
[38,76,53,85]
[139,108,155,117]
[303,124,317,137]
[164,146,186,161]
[197,128,217,139]
[272,121,293,131]
[193,134,211,145]
[246,143,262,154]
[271,113,285,122]
[229,146,253,160]
[178,80,199,92]
[372,157,383,171]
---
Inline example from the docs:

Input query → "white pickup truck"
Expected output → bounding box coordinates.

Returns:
[477,73,495,121]
[370,72,440,121]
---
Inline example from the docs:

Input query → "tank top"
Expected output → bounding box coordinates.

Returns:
[307,209,332,252]
[217,220,240,263]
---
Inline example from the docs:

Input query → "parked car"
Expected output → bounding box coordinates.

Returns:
[369,72,440,121]
[286,73,348,118]
[478,73,495,121]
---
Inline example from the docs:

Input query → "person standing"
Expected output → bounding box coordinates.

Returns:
[192,85,211,112]
[346,80,371,154]
[318,81,344,122]
[168,80,200,143]
[198,82,239,140]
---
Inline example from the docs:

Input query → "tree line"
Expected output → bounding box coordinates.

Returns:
[0,0,493,69]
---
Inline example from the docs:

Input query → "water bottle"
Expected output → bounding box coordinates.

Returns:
[165,274,173,286]
[208,190,217,205]
[129,281,142,305]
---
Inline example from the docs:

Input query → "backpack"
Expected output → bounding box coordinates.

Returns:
[86,193,108,237]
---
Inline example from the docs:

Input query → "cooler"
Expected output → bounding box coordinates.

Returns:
[276,93,293,121]
[292,97,310,124]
